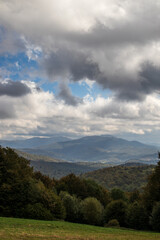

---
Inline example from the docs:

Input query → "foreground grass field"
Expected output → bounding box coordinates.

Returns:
[0,217,160,240]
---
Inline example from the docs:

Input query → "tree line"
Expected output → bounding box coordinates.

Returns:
[0,147,160,231]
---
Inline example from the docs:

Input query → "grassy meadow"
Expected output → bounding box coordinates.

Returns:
[0,217,160,240]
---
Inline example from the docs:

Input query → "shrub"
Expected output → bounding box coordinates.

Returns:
[24,203,53,220]
[106,219,120,227]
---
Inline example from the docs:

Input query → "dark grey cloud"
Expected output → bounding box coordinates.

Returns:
[114,77,146,101]
[58,81,82,106]
[0,80,31,97]
[43,48,111,89]
[0,98,16,119]
[140,62,160,94]
[0,108,15,119]
[116,89,144,102]
[43,49,160,102]
[115,62,160,101]
[43,48,103,82]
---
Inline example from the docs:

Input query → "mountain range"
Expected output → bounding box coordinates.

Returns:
[0,134,158,164]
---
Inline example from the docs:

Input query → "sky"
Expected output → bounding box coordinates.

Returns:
[0,0,160,145]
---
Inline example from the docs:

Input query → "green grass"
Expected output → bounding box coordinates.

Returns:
[0,217,160,240]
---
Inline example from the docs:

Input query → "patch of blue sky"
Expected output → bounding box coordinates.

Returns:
[41,81,58,94]
[0,52,40,80]
[69,82,89,98]
[69,81,112,99]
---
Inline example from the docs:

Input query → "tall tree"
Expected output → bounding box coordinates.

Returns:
[143,161,160,211]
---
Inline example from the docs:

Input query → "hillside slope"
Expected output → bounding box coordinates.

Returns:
[16,150,111,179]
[15,149,65,162]
[1,217,160,240]
[83,164,155,191]
[30,160,105,179]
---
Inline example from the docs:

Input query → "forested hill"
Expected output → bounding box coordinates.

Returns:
[83,164,155,191]
[30,160,102,179]
[15,150,111,179]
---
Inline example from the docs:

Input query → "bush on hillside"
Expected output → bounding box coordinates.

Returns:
[105,219,120,227]
[104,200,127,227]
[24,203,53,220]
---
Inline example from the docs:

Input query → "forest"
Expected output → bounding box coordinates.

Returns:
[0,147,160,232]
[83,164,155,191]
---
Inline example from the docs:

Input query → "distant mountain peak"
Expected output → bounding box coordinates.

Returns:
[13,134,158,164]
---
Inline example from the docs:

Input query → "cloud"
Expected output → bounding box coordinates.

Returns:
[140,62,160,94]
[0,27,25,55]
[0,105,16,119]
[115,61,160,101]
[0,80,31,97]
[58,81,82,106]
[43,49,102,82]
